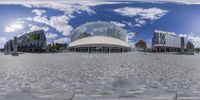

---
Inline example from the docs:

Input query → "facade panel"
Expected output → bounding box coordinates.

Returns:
[4,30,47,53]
[71,21,128,42]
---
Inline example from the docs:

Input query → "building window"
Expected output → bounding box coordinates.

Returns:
[160,33,166,44]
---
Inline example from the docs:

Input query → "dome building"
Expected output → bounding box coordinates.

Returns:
[69,21,131,53]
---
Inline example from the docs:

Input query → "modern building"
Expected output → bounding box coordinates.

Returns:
[152,30,194,53]
[186,41,195,55]
[69,21,131,53]
[4,40,13,54]
[4,30,47,53]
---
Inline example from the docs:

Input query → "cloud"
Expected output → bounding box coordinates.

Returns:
[0,1,99,15]
[0,37,6,44]
[114,7,168,27]
[26,15,73,37]
[28,24,49,32]
[110,21,126,27]
[4,22,24,33]
[0,37,7,48]
[24,17,33,21]
[2,0,126,37]
[49,15,73,36]
[32,9,46,16]
[0,0,125,8]
[98,0,200,4]
[149,0,200,4]
[186,34,200,48]
[26,15,73,36]
[54,37,70,44]
[128,32,135,39]
[179,34,187,38]
[179,33,200,48]
[122,21,133,27]
[134,18,146,27]
[0,0,200,5]
[33,16,49,25]
[46,33,58,39]
[114,7,168,21]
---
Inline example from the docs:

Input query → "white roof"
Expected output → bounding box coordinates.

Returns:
[69,36,130,48]
[155,30,177,36]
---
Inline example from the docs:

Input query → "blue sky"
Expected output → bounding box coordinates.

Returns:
[0,0,200,48]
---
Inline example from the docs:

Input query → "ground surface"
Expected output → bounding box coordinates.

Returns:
[0,52,200,100]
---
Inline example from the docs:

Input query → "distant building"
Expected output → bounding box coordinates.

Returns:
[4,30,47,53]
[186,41,194,55]
[69,21,131,53]
[152,30,194,53]
[4,40,13,54]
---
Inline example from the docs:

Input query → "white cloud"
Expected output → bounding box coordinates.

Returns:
[0,0,100,15]
[0,37,6,44]
[128,32,135,39]
[24,17,33,21]
[4,22,24,33]
[0,0,200,5]
[28,24,49,32]
[98,0,200,4]
[179,33,200,48]
[0,0,125,8]
[134,18,146,27]
[187,34,200,48]
[122,21,134,28]
[46,33,58,39]
[136,19,146,25]
[114,7,168,27]
[33,16,49,25]
[179,34,187,38]
[4,0,126,37]
[54,37,70,44]
[147,0,200,4]
[32,9,46,16]
[114,7,168,21]
[0,37,7,48]
[49,15,73,36]
[110,21,126,27]
[26,15,73,36]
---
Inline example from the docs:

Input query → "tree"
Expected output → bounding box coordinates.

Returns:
[195,48,200,52]
[135,40,147,51]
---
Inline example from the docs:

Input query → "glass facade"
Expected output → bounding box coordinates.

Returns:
[17,30,47,52]
[71,21,128,42]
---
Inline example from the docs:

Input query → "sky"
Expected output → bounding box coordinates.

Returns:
[0,0,200,48]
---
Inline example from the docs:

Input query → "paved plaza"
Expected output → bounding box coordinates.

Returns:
[0,52,200,100]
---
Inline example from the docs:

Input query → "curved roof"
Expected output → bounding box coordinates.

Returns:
[69,36,130,48]
[71,21,128,42]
